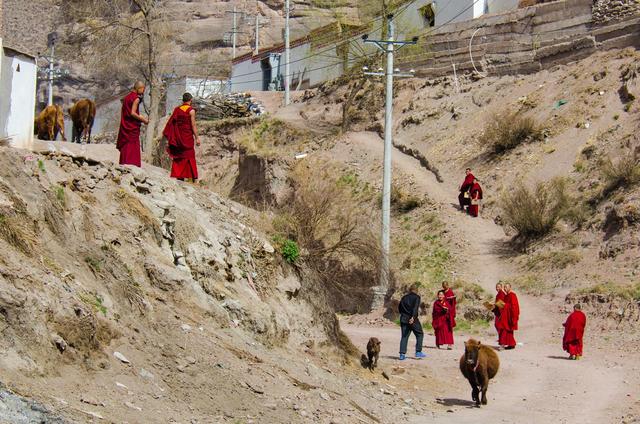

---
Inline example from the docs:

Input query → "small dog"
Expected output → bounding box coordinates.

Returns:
[367,337,381,371]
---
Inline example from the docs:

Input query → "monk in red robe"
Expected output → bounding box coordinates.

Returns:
[163,92,201,181]
[432,290,455,349]
[498,283,520,349]
[442,281,456,327]
[562,304,586,360]
[458,168,475,211]
[468,178,483,217]
[493,282,507,341]
[116,81,148,167]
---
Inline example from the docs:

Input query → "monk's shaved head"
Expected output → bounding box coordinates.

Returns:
[134,80,145,90]
[574,304,582,310]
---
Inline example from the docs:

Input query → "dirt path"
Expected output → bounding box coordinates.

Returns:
[339,131,633,423]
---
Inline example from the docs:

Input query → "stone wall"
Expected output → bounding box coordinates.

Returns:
[403,0,640,78]
[593,0,640,24]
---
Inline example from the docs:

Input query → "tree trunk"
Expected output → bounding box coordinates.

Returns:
[145,78,164,162]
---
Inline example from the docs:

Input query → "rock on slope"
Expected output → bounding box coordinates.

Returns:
[0,145,428,423]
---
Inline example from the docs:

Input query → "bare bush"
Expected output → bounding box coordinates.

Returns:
[274,159,382,291]
[500,178,571,241]
[599,151,640,196]
[480,111,544,154]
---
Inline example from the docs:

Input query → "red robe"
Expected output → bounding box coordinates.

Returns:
[498,291,519,347]
[117,91,142,167]
[563,310,586,356]
[432,300,454,346]
[469,182,483,217]
[494,290,507,334]
[163,105,198,180]
[444,288,457,327]
[460,173,475,192]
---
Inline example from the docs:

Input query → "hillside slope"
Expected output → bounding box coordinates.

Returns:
[0,142,442,423]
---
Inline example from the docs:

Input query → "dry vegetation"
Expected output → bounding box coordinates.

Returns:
[240,118,316,157]
[480,111,545,154]
[500,177,573,242]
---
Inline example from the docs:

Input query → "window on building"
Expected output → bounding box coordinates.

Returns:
[419,3,436,28]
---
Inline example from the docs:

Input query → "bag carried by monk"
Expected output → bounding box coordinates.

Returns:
[495,299,505,309]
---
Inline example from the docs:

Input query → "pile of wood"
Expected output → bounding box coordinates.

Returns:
[193,94,255,120]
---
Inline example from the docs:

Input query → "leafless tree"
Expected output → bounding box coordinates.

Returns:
[63,0,168,160]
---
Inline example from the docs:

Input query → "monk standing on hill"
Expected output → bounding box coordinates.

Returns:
[498,283,520,350]
[432,290,455,349]
[117,81,148,167]
[458,168,475,211]
[563,304,586,360]
[163,92,201,181]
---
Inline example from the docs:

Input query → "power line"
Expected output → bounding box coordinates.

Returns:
[228,0,419,82]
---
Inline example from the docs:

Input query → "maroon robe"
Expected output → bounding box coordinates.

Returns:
[117,91,142,167]
[498,291,520,347]
[469,182,483,217]
[432,300,454,346]
[458,173,475,210]
[494,290,507,335]
[444,288,457,327]
[163,105,198,180]
[563,310,586,356]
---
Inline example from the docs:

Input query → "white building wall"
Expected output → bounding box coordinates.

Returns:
[231,59,265,92]
[0,45,37,149]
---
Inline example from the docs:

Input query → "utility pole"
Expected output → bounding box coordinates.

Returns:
[225,7,244,93]
[362,16,417,306]
[254,14,268,55]
[38,32,67,107]
[47,43,55,106]
[284,0,291,105]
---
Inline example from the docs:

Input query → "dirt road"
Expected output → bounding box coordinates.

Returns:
[340,131,637,424]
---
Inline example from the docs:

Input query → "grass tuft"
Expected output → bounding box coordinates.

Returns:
[480,111,544,154]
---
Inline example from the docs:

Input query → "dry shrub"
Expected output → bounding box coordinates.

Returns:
[274,160,382,307]
[276,160,380,267]
[0,183,37,255]
[43,188,67,237]
[240,118,312,157]
[480,111,544,153]
[391,184,422,213]
[114,188,162,242]
[54,308,116,357]
[599,150,640,196]
[501,178,571,241]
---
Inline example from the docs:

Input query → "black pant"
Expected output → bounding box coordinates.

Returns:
[458,191,470,210]
[399,319,424,354]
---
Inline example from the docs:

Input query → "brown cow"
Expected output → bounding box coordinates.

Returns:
[69,99,96,144]
[35,105,65,141]
[459,338,500,406]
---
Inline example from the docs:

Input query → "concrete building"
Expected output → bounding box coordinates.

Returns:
[229,0,519,92]
[0,38,38,148]
[166,76,228,111]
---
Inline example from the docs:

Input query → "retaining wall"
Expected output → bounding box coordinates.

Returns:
[403,0,640,78]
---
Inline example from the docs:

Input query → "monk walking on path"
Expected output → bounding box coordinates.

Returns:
[563,304,586,360]
[493,282,507,342]
[498,283,520,350]
[117,81,148,167]
[163,92,201,181]
[398,284,427,360]
[432,290,455,349]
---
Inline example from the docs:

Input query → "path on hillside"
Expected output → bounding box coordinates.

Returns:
[339,131,630,424]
